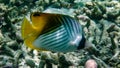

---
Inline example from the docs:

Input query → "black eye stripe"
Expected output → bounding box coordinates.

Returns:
[77,36,86,49]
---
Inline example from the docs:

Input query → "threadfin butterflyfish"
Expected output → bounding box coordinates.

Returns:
[21,12,86,52]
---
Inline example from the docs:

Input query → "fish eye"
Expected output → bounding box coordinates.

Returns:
[33,12,41,16]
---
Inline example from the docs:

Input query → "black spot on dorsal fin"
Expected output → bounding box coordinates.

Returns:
[33,12,41,16]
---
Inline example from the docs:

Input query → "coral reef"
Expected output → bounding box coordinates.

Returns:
[0,0,120,68]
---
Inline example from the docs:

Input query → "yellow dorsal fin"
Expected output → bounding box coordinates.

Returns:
[31,12,61,35]
[30,12,49,34]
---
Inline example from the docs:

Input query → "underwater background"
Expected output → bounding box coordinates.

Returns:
[0,0,120,68]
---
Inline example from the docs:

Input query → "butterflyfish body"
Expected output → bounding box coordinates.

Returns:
[21,12,86,52]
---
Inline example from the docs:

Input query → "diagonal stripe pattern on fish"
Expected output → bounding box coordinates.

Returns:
[21,12,86,52]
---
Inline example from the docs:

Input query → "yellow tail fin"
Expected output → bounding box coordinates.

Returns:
[21,17,47,51]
